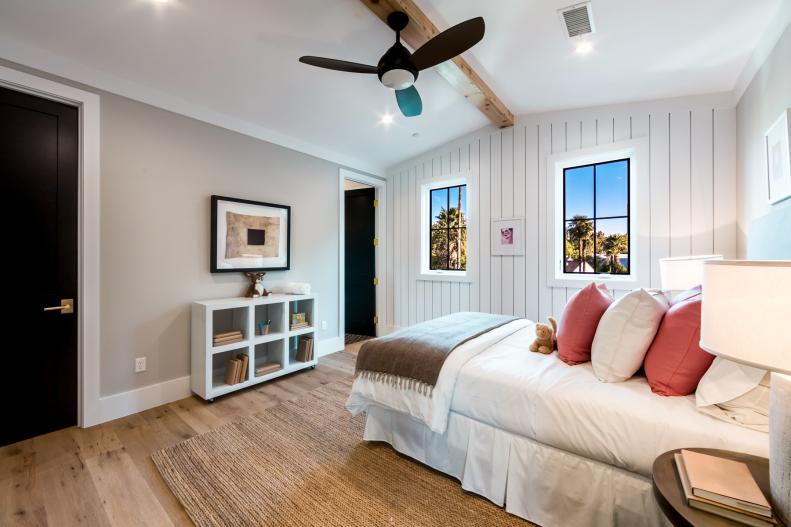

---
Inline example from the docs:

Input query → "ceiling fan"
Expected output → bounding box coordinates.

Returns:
[299,11,485,118]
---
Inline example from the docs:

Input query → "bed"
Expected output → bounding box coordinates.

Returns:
[347,319,769,527]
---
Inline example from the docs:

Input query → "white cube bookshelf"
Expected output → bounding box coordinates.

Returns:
[191,293,317,400]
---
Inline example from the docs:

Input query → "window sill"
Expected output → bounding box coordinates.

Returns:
[547,274,641,290]
[418,272,472,283]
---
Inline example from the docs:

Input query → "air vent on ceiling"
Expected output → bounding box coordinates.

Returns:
[558,2,595,39]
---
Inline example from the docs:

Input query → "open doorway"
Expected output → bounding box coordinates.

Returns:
[344,179,376,346]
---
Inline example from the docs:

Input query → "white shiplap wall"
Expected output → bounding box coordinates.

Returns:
[383,93,737,329]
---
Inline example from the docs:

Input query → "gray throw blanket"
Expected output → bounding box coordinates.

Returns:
[355,312,516,394]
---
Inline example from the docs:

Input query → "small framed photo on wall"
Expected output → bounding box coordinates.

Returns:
[211,195,291,272]
[491,217,525,256]
[766,109,791,204]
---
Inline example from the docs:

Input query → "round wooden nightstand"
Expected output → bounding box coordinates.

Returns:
[652,448,778,527]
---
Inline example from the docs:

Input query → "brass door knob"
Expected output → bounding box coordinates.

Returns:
[43,299,74,314]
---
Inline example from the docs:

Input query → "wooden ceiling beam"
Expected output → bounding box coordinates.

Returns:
[360,0,515,128]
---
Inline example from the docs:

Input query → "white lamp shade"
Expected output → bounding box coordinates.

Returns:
[659,254,722,291]
[700,260,791,375]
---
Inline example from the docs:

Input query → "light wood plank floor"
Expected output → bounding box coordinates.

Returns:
[1,350,356,526]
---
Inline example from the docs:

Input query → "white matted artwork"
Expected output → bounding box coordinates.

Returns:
[211,195,290,272]
[491,217,525,256]
[766,109,791,204]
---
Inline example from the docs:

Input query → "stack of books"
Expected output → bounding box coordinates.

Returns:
[213,330,244,347]
[255,362,281,377]
[223,353,249,385]
[295,336,314,362]
[290,313,310,330]
[675,449,776,526]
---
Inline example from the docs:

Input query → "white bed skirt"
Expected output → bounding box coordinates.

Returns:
[364,406,672,527]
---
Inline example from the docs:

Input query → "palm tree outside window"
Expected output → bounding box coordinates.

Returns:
[564,159,630,275]
[429,185,467,271]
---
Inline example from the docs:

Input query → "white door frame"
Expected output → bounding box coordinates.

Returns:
[0,65,102,428]
[339,168,388,338]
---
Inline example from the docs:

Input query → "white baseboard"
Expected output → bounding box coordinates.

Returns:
[90,335,345,427]
[94,375,191,426]
[317,336,344,357]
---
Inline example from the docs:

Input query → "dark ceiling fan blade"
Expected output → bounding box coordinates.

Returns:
[395,86,422,117]
[410,17,485,71]
[298,56,377,74]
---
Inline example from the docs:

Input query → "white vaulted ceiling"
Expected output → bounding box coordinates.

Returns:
[0,0,788,174]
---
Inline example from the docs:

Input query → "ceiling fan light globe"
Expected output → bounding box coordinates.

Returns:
[381,68,416,90]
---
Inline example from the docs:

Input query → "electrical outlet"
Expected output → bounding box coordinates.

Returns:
[321,320,328,330]
[135,357,146,373]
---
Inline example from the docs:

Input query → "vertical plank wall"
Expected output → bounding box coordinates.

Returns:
[383,93,737,329]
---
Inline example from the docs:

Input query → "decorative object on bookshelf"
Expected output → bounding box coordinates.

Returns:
[701,260,791,525]
[210,195,291,272]
[213,330,244,347]
[290,312,309,330]
[257,320,271,335]
[245,272,270,298]
[675,450,776,526]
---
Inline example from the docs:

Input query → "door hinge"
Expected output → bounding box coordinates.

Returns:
[373,238,379,247]
[373,316,379,325]
[373,199,379,208]
[373,277,379,286]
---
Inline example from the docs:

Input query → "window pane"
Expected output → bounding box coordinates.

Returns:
[564,166,594,219]
[448,187,460,227]
[459,186,467,227]
[594,217,629,274]
[596,160,628,217]
[431,188,448,228]
[565,218,594,273]
[447,228,467,270]
[430,229,448,270]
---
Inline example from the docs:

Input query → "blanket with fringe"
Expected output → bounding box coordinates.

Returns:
[354,312,517,397]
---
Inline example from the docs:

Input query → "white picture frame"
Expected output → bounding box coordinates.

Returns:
[491,217,525,256]
[766,109,791,205]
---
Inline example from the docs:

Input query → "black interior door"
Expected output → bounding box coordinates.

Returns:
[345,188,376,336]
[1,86,79,446]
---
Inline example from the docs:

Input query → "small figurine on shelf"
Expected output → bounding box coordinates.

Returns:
[244,272,270,298]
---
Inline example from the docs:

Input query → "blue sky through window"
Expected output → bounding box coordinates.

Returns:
[564,160,628,220]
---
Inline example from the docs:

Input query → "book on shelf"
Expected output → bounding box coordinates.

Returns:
[290,322,310,330]
[296,336,314,362]
[255,362,281,377]
[214,330,243,339]
[236,353,249,383]
[291,312,307,326]
[213,330,244,346]
[675,453,776,527]
[224,359,240,386]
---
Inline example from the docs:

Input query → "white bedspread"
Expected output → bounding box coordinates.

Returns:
[450,323,768,476]
[346,319,531,434]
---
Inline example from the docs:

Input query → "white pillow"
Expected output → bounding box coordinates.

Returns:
[696,358,769,431]
[591,289,670,382]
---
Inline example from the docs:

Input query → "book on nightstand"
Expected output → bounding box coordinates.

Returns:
[675,452,776,526]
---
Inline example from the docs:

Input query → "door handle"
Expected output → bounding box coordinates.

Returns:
[43,298,74,314]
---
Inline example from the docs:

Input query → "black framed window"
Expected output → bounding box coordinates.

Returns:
[563,159,630,275]
[429,184,467,271]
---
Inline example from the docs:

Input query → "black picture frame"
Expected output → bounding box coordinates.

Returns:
[210,195,291,273]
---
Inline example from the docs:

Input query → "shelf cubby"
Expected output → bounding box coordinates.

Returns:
[254,302,286,338]
[288,333,315,365]
[212,306,249,342]
[211,346,250,390]
[253,340,285,377]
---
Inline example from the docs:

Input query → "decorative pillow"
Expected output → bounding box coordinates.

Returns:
[696,358,770,431]
[644,286,714,395]
[591,289,670,382]
[557,283,613,365]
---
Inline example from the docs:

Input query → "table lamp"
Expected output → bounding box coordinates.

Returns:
[659,254,722,293]
[700,260,791,524]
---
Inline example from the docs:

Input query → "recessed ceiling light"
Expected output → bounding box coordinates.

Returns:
[575,41,593,55]
[380,113,394,126]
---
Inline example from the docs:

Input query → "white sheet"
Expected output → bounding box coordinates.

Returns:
[450,323,768,476]
[346,319,530,434]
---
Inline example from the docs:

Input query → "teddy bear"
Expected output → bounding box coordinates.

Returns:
[529,316,558,355]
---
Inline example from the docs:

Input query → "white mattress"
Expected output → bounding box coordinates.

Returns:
[449,325,769,477]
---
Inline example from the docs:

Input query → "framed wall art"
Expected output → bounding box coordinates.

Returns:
[491,217,525,256]
[766,109,791,204]
[211,195,290,272]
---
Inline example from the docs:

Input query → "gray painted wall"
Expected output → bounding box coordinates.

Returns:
[1,59,352,397]
[736,23,791,255]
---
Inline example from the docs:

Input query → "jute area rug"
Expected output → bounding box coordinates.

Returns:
[152,380,530,526]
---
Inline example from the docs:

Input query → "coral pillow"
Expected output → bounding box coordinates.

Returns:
[557,283,613,365]
[591,289,670,382]
[644,286,714,395]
